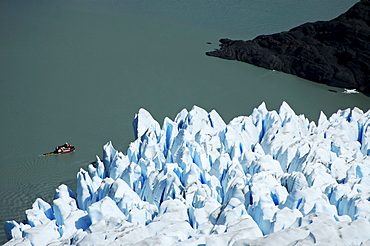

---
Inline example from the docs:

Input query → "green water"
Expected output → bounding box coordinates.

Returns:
[0,0,367,243]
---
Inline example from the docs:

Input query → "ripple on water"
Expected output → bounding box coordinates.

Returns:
[0,154,84,243]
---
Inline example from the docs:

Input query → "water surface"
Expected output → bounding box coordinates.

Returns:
[0,0,367,243]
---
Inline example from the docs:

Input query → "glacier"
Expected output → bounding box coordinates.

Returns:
[4,101,370,245]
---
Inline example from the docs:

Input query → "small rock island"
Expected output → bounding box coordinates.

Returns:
[206,0,370,94]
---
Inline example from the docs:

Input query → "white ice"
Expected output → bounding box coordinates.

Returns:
[4,102,370,246]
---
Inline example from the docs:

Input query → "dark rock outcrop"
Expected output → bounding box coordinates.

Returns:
[206,0,370,94]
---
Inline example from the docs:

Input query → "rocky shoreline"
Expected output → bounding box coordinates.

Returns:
[206,0,370,94]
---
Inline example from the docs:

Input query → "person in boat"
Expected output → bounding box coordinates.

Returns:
[55,143,71,153]
[64,142,71,148]
[55,146,62,153]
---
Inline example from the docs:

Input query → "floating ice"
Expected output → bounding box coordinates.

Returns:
[4,102,370,245]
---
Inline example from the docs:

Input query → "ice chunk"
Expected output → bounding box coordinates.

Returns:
[108,178,139,205]
[127,205,152,226]
[280,172,308,193]
[25,198,54,227]
[53,184,78,226]
[112,218,195,245]
[3,238,32,246]
[226,213,262,237]
[127,138,141,163]
[149,169,185,207]
[58,209,91,240]
[247,198,278,235]
[94,177,114,202]
[120,162,143,191]
[76,169,93,211]
[304,162,337,191]
[102,141,118,177]
[22,220,60,246]
[181,162,203,187]
[282,187,337,216]
[139,130,163,162]
[208,109,226,131]
[4,221,24,241]
[108,178,156,224]
[160,117,179,156]
[182,105,211,135]
[215,198,247,232]
[169,108,185,128]
[170,129,193,159]
[270,207,302,232]
[330,157,350,181]
[132,108,161,139]
[94,155,105,179]
[87,163,103,191]
[249,155,284,177]
[188,196,221,233]
[156,199,189,222]
[221,160,246,204]
[108,151,130,181]
[338,218,370,245]
[209,153,230,180]
[87,196,126,225]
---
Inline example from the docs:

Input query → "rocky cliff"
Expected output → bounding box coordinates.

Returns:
[206,0,370,94]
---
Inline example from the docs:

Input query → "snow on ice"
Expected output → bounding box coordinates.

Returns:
[4,102,370,245]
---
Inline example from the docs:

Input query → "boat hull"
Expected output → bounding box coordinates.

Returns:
[43,146,75,155]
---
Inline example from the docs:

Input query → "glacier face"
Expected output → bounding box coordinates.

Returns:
[4,102,370,245]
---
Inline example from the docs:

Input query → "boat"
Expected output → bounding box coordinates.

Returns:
[43,142,75,155]
[343,88,359,94]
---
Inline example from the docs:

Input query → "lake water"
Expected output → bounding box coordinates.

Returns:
[0,0,367,243]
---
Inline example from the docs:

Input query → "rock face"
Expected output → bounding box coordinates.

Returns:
[206,0,370,94]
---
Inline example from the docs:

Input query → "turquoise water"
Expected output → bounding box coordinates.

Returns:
[0,0,367,243]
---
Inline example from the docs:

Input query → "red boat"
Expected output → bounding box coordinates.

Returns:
[44,143,75,155]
